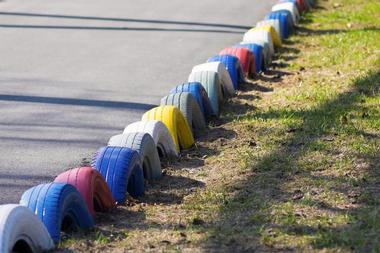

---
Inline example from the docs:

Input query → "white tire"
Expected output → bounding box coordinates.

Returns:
[243,29,275,57]
[160,92,206,133]
[256,19,281,40]
[0,204,55,253]
[272,2,300,25]
[190,62,235,96]
[120,120,178,159]
[188,70,223,116]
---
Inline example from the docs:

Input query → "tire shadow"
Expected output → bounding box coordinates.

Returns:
[142,174,205,205]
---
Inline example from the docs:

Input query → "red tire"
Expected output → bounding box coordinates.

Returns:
[279,0,307,12]
[219,47,256,78]
[54,167,116,217]
[296,0,307,12]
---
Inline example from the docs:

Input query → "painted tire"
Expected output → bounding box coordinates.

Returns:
[256,19,282,42]
[299,0,310,11]
[191,62,235,96]
[300,0,310,11]
[142,106,194,152]
[107,132,161,181]
[92,146,145,203]
[170,82,213,118]
[19,183,94,243]
[305,0,313,9]
[272,10,295,32]
[219,47,256,78]
[280,0,308,12]
[243,29,275,57]
[54,167,116,218]
[252,25,282,48]
[265,11,291,39]
[188,71,223,116]
[123,120,178,159]
[207,55,243,90]
[0,204,55,252]
[161,92,206,133]
[234,43,264,73]
[240,40,271,69]
[272,2,300,25]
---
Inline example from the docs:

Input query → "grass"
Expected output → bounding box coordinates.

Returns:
[57,0,380,252]
[197,0,380,251]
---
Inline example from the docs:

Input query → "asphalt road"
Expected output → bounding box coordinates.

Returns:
[0,0,277,204]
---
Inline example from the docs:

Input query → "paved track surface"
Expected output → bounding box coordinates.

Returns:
[0,0,276,204]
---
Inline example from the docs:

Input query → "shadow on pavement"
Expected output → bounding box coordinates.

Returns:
[0,94,156,110]
[0,24,245,34]
[0,11,252,30]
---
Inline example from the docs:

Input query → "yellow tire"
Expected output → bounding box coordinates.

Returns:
[250,25,282,48]
[142,105,194,151]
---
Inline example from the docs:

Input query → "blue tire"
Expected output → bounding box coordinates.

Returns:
[92,146,145,203]
[279,9,295,31]
[207,55,242,90]
[266,10,294,38]
[170,82,213,118]
[19,182,94,243]
[234,43,264,73]
[265,12,289,39]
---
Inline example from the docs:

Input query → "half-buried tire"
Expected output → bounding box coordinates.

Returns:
[253,25,282,48]
[234,43,264,73]
[265,11,291,39]
[161,92,206,134]
[107,132,161,181]
[268,10,296,33]
[123,120,178,159]
[256,19,282,41]
[240,39,271,69]
[19,183,94,244]
[207,55,244,90]
[243,28,275,57]
[272,2,300,25]
[54,167,116,218]
[170,82,213,119]
[191,62,235,97]
[188,71,223,116]
[92,146,145,203]
[0,204,55,253]
[279,0,307,13]
[142,106,194,152]
[219,47,256,78]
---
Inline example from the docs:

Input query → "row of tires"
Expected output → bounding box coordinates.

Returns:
[0,1,315,252]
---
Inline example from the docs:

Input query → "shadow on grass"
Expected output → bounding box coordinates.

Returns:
[203,65,380,251]
[297,26,380,36]
[141,174,206,205]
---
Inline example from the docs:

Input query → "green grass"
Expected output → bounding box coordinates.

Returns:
[57,1,380,252]
[193,0,380,252]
